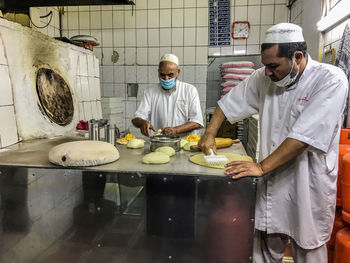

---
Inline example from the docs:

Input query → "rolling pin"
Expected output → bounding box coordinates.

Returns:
[190,138,240,152]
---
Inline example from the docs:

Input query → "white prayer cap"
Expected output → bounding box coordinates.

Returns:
[160,53,179,65]
[263,23,305,44]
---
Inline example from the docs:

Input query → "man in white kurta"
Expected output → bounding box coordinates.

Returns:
[133,54,203,137]
[198,23,348,262]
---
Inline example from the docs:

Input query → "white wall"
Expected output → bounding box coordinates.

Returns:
[290,0,322,59]
[31,1,289,132]
[291,0,350,61]
[302,0,322,59]
[30,7,61,37]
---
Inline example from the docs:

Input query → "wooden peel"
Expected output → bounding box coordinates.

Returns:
[190,138,240,152]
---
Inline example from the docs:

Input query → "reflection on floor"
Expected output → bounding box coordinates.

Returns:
[1,174,257,263]
[34,190,202,263]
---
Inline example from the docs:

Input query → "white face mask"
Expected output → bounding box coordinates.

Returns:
[273,58,299,87]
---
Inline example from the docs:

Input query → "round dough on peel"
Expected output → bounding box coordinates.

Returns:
[155,146,175,157]
[142,152,170,164]
[189,152,252,169]
[183,141,198,151]
[127,139,145,149]
[48,140,119,167]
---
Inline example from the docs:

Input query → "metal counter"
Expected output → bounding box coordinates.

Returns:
[0,137,257,263]
[0,136,248,177]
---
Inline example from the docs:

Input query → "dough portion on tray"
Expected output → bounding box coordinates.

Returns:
[142,152,170,164]
[127,138,145,149]
[189,152,252,169]
[49,140,119,167]
[155,146,175,157]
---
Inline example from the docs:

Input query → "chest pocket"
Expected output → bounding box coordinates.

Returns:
[176,100,189,120]
[289,104,304,127]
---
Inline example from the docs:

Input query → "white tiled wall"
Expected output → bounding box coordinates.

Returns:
[218,0,288,57]
[75,53,102,121]
[29,7,61,38]
[32,1,289,132]
[0,36,18,148]
[290,0,303,26]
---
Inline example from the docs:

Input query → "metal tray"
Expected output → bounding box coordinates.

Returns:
[149,135,180,152]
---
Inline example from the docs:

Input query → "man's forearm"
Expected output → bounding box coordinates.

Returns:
[205,106,226,137]
[132,117,147,128]
[260,137,308,174]
[174,122,201,134]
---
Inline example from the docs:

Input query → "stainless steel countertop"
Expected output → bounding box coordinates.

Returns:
[0,137,248,177]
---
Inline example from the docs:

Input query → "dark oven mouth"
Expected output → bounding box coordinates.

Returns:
[36,68,74,126]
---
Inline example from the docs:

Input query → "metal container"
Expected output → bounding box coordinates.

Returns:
[92,122,100,141]
[150,135,181,152]
[107,124,116,145]
[88,119,97,140]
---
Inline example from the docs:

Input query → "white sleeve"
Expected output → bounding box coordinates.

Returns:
[218,70,261,123]
[188,87,204,127]
[134,88,152,121]
[288,76,348,152]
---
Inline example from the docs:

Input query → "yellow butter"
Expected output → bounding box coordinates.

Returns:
[185,134,200,142]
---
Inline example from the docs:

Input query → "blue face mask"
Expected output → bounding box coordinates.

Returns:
[159,77,176,90]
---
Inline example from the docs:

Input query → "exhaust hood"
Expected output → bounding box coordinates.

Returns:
[0,0,135,10]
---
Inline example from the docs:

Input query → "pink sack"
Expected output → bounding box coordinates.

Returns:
[220,61,254,69]
[221,67,255,74]
[222,74,248,80]
[221,87,233,94]
[220,81,240,88]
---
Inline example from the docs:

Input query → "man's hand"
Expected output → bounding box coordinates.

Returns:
[162,127,177,135]
[197,133,216,155]
[224,161,264,179]
[140,121,155,137]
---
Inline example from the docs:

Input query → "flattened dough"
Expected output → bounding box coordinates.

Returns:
[127,139,145,149]
[49,140,120,167]
[155,146,175,157]
[189,152,252,169]
[142,152,170,164]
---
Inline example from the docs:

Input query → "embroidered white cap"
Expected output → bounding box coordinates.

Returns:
[263,23,305,44]
[160,53,179,66]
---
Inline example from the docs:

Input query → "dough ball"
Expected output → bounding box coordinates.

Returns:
[48,140,119,167]
[127,139,145,149]
[155,146,175,157]
[180,139,188,148]
[183,141,198,151]
[142,152,170,164]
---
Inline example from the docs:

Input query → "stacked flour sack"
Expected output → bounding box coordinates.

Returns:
[219,61,255,98]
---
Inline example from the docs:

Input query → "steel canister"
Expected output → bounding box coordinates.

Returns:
[107,124,116,145]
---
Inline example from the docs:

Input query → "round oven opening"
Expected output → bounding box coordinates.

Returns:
[36,68,74,126]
